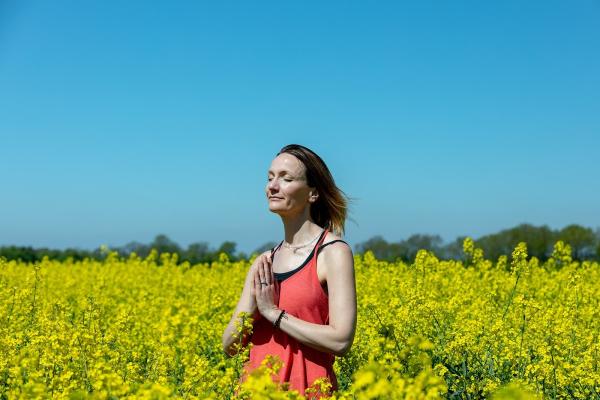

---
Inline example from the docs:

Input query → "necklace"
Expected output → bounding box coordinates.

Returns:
[281,229,324,254]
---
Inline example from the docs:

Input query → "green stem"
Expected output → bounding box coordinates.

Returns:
[502,273,520,320]
[368,304,402,356]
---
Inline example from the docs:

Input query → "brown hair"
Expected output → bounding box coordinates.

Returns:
[276,144,355,237]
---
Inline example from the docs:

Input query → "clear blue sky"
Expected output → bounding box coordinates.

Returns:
[1,1,598,254]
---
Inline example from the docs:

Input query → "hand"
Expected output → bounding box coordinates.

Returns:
[253,253,281,323]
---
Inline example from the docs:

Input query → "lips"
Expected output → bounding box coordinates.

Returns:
[269,197,283,200]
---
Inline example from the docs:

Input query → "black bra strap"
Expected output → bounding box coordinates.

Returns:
[316,240,348,255]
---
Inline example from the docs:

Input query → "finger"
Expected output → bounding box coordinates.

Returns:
[256,273,265,301]
[266,255,275,286]
[268,261,276,289]
[254,270,262,292]
[263,256,272,285]
[258,256,267,286]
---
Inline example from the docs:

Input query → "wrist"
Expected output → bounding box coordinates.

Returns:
[266,307,281,324]
[273,309,286,330]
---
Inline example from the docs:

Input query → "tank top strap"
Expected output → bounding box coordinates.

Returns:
[309,227,329,263]
[270,241,283,261]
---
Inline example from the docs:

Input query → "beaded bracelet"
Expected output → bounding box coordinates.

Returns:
[273,310,286,329]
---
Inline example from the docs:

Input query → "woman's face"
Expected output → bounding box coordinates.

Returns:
[266,153,317,215]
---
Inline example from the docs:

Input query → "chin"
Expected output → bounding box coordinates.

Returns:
[268,206,286,215]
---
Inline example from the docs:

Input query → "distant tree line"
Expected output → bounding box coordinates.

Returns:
[0,234,261,264]
[356,224,600,262]
[1,224,599,264]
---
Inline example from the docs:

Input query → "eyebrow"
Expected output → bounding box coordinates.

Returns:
[268,169,294,175]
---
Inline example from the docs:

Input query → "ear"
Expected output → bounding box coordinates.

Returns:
[309,191,319,202]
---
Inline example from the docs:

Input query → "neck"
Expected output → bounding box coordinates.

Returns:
[279,210,323,246]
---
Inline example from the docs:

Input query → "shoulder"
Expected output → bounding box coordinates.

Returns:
[317,233,354,286]
[318,232,354,267]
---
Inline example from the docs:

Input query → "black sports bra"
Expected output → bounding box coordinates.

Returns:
[270,231,348,282]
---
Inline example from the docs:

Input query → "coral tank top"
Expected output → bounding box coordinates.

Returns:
[241,227,344,398]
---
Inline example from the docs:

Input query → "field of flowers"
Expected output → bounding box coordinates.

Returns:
[1,239,599,399]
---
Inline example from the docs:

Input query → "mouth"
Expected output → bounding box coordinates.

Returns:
[269,197,283,200]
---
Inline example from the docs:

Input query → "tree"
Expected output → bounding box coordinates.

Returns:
[476,224,554,260]
[441,236,467,260]
[217,241,237,257]
[595,227,600,261]
[185,242,210,264]
[557,225,597,259]
[118,241,150,258]
[403,234,443,260]
[149,234,182,256]
[355,235,397,261]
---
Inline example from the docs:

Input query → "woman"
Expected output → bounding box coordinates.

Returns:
[222,144,357,398]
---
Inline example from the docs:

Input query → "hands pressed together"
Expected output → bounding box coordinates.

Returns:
[251,253,281,324]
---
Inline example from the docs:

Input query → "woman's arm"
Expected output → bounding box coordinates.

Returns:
[255,243,357,357]
[221,252,270,357]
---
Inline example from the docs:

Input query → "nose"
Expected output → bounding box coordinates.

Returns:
[267,178,279,191]
[267,184,278,198]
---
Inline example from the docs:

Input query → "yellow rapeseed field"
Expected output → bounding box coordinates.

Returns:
[1,240,598,399]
